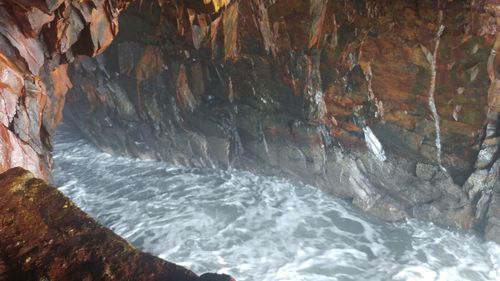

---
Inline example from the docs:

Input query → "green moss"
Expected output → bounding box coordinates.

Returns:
[8,171,34,194]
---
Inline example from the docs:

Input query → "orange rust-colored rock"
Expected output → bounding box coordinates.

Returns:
[0,0,134,179]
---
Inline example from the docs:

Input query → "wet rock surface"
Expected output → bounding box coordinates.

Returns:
[0,0,131,179]
[0,0,498,244]
[62,0,499,242]
[0,167,234,281]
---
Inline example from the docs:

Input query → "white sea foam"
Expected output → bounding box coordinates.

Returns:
[53,125,500,281]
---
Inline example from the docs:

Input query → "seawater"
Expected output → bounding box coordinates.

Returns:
[53,126,500,281]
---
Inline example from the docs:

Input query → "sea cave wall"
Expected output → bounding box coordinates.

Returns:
[0,0,499,242]
[0,0,131,179]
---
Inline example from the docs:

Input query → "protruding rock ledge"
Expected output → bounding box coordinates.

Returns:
[0,167,234,281]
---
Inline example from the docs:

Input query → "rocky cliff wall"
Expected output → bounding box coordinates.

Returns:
[63,0,500,241]
[0,0,135,179]
[0,0,499,241]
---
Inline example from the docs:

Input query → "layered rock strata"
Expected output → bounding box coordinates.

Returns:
[64,0,500,242]
[0,0,132,179]
[0,0,498,242]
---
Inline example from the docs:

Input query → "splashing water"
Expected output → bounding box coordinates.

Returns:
[53,125,499,281]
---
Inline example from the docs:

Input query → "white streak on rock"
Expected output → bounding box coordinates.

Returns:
[423,10,445,169]
[363,126,386,162]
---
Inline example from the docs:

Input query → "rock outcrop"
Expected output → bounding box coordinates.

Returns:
[0,167,235,281]
[0,0,133,179]
[63,0,499,241]
[0,0,498,242]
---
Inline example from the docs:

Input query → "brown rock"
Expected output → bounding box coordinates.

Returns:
[0,9,44,74]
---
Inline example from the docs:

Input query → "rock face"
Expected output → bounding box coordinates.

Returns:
[0,0,498,241]
[0,0,131,179]
[0,167,234,281]
[63,0,499,241]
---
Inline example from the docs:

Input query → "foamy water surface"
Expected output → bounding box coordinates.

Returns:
[53,126,500,281]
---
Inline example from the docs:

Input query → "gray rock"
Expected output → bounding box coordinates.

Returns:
[416,162,438,181]
[485,193,500,243]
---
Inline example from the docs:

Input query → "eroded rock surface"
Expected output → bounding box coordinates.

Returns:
[0,0,498,242]
[63,0,499,241]
[0,0,133,179]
